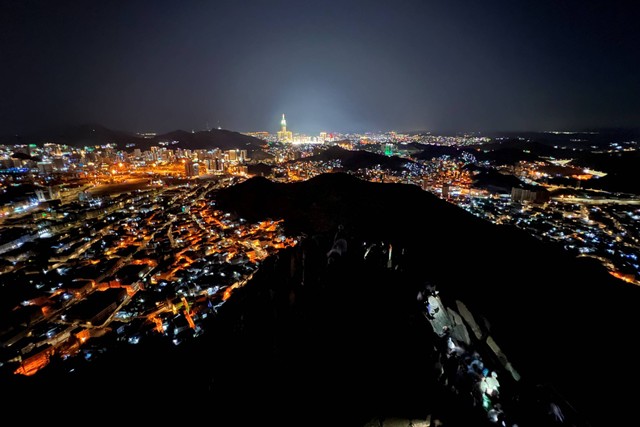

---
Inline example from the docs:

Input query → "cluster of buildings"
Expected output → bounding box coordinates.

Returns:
[0,178,296,377]
[246,115,492,147]
[0,141,259,219]
[182,148,250,177]
[247,114,332,144]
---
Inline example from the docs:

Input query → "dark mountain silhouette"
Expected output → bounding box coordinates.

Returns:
[472,142,640,194]
[247,162,273,177]
[466,130,640,193]
[394,142,424,155]
[414,140,549,165]
[153,129,266,151]
[0,183,39,205]
[582,172,639,195]
[471,139,556,153]
[215,172,640,427]
[10,152,39,161]
[472,147,541,164]
[470,167,529,193]
[483,129,640,149]
[413,144,466,160]
[249,149,276,162]
[2,123,141,147]
[1,124,266,151]
[572,151,640,194]
[294,145,411,171]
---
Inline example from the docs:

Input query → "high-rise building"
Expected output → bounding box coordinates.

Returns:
[185,159,199,177]
[277,114,293,142]
[239,149,248,162]
[37,162,54,175]
[52,157,65,170]
[442,183,450,199]
[511,186,549,203]
[35,186,61,201]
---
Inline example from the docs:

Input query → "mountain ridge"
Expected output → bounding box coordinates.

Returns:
[215,172,640,426]
[1,123,266,151]
[292,145,412,171]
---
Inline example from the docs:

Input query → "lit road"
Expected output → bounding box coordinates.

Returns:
[552,196,640,205]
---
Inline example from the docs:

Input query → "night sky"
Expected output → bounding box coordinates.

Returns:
[1,0,639,135]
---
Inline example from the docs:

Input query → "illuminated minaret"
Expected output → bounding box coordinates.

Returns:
[277,113,293,142]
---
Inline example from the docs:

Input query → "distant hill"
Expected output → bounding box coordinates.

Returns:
[471,139,556,154]
[413,144,467,160]
[294,145,411,171]
[249,149,276,162]
[3,124,140,148]
[470,167,529,193]
[472,147,541,165]
[413,140,550,165]
[572,150,640,194]
[464,140,556,165]
[152,129,266,151]
[247,162,273,177]
[482,129,640,149]
[1,124,266,151]
[0,183,39,205]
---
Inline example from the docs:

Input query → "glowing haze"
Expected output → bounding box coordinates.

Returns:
[1,0,638,135]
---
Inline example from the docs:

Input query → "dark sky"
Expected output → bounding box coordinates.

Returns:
[1,0,639,135]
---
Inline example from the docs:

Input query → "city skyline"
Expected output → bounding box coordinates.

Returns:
[1,1,639,136]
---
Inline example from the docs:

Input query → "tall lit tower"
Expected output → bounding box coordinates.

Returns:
[184,159,199,177]
[277,113,293,142]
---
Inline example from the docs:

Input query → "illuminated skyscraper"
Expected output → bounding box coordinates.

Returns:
[277,114,293,142]
[185,159,199,177]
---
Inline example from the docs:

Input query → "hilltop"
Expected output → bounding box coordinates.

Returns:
[215,172,640,426]
[293,145,412,172]
[2,123,266,151]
